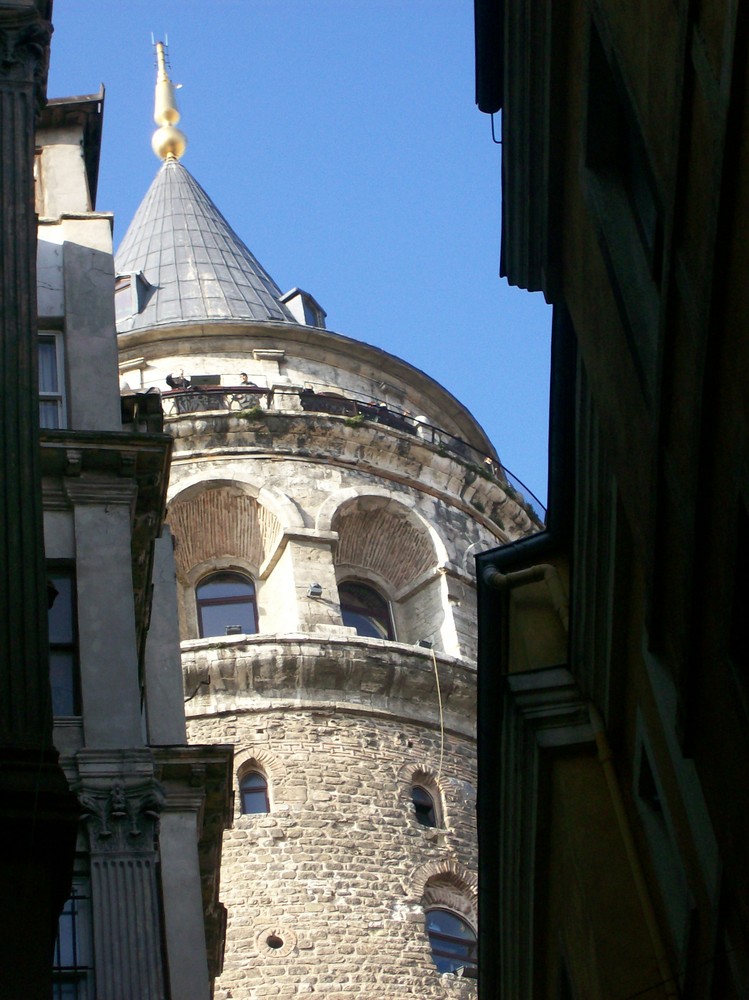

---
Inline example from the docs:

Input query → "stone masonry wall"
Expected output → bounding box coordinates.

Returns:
[186,707,478,999]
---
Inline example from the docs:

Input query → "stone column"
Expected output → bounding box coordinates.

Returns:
[0,3,79,994]
[68,479,143,747]
[0,0,52,742]
[145,528,188,745]
[159,790,212,1000]
[78,750,167,1000]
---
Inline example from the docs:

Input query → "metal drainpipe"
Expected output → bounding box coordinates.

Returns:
[588,704,680,999]
[482,563,569,632]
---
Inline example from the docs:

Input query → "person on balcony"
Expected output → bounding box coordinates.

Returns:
[166,369,191,390]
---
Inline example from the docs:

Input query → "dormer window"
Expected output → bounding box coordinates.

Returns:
[115,272,152,322]
[279,288,327,329]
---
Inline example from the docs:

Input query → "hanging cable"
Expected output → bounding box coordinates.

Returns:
[430,647,445,783]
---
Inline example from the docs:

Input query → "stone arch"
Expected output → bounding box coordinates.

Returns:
[463,540,487,578]
[234,749,285,817]
[168,475,304,531]
[422,880,477,933]
[234,747,286,787]
[398,762,447,829]
[331,495,437,592]
[315,486,413,533]
[328,494,456,648]
[166,483,284,580]
[167,473,259,505]
[412,859,478,902]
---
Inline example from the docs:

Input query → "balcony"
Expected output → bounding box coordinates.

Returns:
[156,383,546,521]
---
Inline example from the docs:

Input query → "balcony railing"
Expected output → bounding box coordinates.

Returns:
[156,384,546,521]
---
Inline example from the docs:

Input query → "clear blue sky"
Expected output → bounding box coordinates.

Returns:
[48,1,552,507]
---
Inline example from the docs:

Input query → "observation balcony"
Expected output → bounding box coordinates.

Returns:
[156,383,545,523]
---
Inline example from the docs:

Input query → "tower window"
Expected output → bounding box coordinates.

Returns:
[339,581,394,640]
[240,771,270,815]
[196,571,257,638]
[425,909,477,976]
[412,785,437,827]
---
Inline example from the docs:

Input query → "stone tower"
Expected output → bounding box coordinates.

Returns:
[116,48,537,999]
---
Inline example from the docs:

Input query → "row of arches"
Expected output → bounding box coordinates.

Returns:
[166,482,488,654]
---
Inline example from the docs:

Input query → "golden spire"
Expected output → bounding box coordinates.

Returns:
[151,40,187,162]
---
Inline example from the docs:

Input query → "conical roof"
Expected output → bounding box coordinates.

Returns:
[115,159,295,332]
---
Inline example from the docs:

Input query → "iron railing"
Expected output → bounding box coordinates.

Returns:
[158,384,546,521]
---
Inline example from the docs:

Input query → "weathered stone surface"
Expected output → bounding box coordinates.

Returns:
[116,260,539,998]
[188,709,478,999]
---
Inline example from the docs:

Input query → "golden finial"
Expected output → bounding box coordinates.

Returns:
[151,40,187,162]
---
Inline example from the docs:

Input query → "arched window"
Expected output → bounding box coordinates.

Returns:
[412,785,437,827]
[338,581,394,640]
[240,771,269,814]
[425,909,477,976]
[196,571,257,638]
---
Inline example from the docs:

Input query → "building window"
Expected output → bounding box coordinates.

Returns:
[53,879,93,999]
[425,909,477,976]
[196,571,258,638]
[412,785,437,827]
[240,770,270,814]
[48,565,80,716]
[339,581,394,640]
[39,332,66,429]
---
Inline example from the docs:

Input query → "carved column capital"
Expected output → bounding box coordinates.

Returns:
[78,777,166,854]
[0,3,52,103]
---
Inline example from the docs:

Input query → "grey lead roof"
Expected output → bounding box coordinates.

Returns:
[114,159,295,332]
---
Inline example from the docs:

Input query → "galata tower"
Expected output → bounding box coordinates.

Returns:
[116,45,538,1000]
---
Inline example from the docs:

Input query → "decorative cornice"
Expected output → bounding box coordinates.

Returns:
[64,476,138,508]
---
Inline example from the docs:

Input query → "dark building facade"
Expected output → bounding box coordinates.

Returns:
[0,4,233,996]
[475,2,749,998]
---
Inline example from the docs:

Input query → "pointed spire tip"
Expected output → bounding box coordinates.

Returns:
[151,39,187,162]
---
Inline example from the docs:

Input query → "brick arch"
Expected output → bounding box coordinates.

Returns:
[422,881,477,929]
[331,496,437,592]
[166,484,283,579]
[234,747,286,786]
[398,762,447,829]
[412,859,478,902]
[397,760,447,800]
